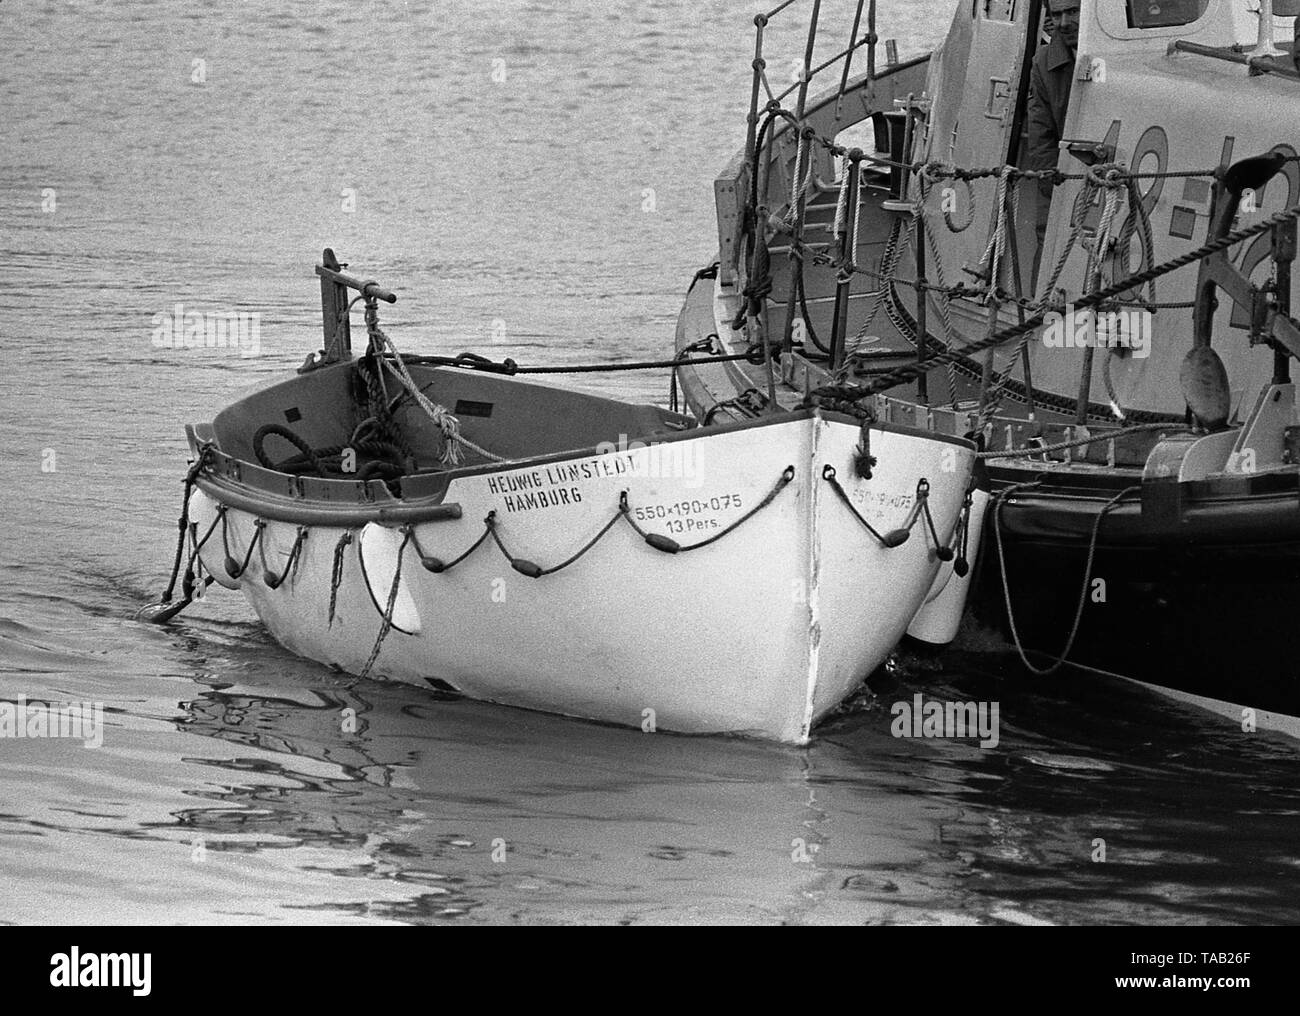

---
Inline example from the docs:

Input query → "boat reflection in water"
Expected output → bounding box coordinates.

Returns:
[163,633,1300,925]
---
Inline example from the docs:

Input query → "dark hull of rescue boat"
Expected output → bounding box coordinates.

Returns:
[974,470,1300,717]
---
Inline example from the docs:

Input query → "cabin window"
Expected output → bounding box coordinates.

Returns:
[1125,0,1210,28]
[982,0,1017,20]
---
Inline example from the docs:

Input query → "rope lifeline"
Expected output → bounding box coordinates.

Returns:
[402,465,798,578]
[822,467,955,560]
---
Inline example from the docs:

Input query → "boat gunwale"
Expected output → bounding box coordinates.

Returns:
[188,400,977,527]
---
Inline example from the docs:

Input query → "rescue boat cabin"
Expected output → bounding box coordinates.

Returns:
[728,0,1300,426]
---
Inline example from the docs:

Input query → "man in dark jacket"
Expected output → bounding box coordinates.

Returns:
[1027,0,1080,280]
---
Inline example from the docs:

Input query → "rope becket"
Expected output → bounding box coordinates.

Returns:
[328,531,355,627]
[853,417,876,479]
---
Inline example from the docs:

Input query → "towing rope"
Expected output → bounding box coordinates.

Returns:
[853,418,876,479]
[670,334,720,413]
[404,350,762,375]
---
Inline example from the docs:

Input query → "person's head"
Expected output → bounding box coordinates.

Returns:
[1048,0,1081,53]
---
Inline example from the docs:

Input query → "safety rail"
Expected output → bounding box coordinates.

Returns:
[723,1,1300,435]
[738,0,888,404]
[1167,39,1300,80]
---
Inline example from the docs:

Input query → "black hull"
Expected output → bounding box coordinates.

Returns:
[974,474,1300,718]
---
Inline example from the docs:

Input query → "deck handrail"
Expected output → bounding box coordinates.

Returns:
[1168,39,1300,80]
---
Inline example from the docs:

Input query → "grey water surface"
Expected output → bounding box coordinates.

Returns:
[1,0,1297,925]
